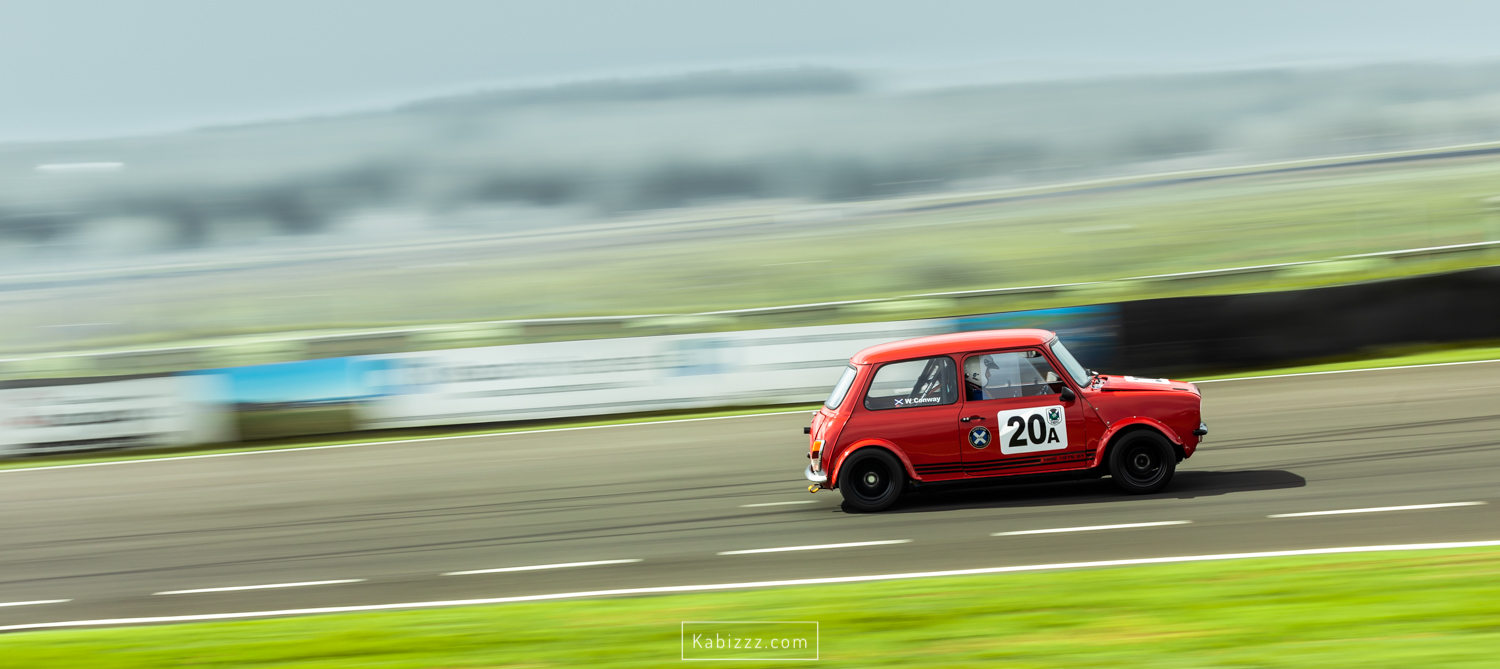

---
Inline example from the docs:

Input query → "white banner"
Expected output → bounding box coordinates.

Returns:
[356,319,952,429]
[0,376,235,457]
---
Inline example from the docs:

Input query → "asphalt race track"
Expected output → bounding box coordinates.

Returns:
[2,362,1497,628]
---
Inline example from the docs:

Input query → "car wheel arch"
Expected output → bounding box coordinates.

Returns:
[829,441,920,488]
[1096,420,1184,469]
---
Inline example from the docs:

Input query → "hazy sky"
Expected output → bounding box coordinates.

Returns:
[6,0,1500,141]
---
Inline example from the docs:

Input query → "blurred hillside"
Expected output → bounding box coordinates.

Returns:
[8,63,1500,259]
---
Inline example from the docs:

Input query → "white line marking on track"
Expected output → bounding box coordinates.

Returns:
[0,600,70,608]
[1193,358,1500,383]
[718,540,910,555]
[7,540,1499,632]
[444,559,642,576]
[0,410,816,475]
[740,501,816,508]
[993,521,1191,536]
[153,580,364,595]
[1269,502,1486,518]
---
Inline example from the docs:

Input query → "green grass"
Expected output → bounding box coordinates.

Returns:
[9,150,1500,359]
[4,547,1499,667]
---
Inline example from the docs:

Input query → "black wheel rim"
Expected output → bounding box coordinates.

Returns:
[850,458,894,502]
[1121,442,1165,486]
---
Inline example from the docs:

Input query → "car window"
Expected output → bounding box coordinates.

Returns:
[963,350,1065,400]
[863,357,958,410]
[825,366,858,409]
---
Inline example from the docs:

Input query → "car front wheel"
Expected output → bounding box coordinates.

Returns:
[1108,430,1176,494]
[838,448,905,512]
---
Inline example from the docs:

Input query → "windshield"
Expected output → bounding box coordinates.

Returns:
[825,366,858,409]
[1049,338,1091,386]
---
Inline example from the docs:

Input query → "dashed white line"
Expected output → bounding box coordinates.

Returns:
[444,559,642,576]
[1269,502,1486,518]
[153,580,365,595]
[718,540,910,555]
[0,599,70,608]
[993,521,1191,536]
[740,501,816,508]
[7,540,1500,632]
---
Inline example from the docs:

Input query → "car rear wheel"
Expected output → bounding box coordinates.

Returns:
[838,449,904,512]
[1108,430,1176,494]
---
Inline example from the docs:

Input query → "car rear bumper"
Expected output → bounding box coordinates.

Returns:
[804,464,828,484]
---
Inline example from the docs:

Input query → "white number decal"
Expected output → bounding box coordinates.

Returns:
[996,405,1068,455]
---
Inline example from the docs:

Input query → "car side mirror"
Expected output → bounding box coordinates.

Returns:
[1059,387,1076,402]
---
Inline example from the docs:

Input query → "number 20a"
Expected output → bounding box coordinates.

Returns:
[1004,414,1060,447]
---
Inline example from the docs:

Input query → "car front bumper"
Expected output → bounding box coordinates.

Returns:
[804,464,828,484]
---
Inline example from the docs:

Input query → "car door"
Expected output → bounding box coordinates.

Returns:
[957,348,1090,477]
[842,355,965,481]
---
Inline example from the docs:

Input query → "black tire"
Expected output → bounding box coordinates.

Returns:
[838,448,905,512]
[1108,430,1176,494]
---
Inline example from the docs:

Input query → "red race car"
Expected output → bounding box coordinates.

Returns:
[804,329,1206,512]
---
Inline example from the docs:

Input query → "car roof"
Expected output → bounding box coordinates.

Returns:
[850,329,1057,365]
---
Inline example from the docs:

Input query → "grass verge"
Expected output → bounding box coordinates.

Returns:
[4,547,1499,668]
[13,149,1500,358]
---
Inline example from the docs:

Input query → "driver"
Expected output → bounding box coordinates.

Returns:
[965,357,985,400]
[965,355,1005,400]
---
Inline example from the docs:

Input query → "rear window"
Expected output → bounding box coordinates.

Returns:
[864,357,958,410]
[824,366,858,410]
